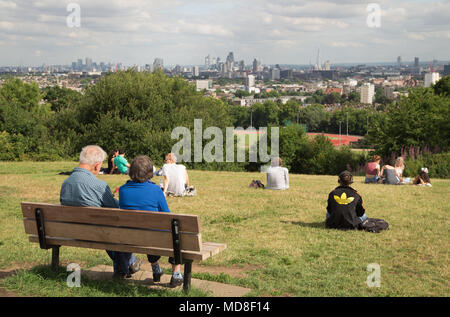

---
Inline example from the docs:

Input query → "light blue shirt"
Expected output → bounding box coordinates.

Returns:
[60,167,119,208]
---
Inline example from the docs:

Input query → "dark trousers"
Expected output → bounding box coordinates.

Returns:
[106,250,135,275]
[147,255,175,265]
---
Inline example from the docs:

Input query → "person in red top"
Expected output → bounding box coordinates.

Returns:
[365,155,382,183]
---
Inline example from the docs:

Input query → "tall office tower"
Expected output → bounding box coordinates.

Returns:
[245,74,255,92]
[193,66,200,77]
[324,60,331,70]
[271,68,281,81]
[85,57,93,69]
[424,72,440,87]
[226,52,234,64]
[397,56,402,67]
[444,65,450,76]
[414,57,419,67]
[252,58,261,73]
[153,58,164,71]
[77,59,83,69]
[360,83,375,104]
[205,55,211,69]
[239,60,245,72]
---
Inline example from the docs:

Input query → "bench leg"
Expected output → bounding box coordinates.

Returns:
[51,246,60,271]
[183,260,193,294]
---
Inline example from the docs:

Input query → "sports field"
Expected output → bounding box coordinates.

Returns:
[0,161,448,297]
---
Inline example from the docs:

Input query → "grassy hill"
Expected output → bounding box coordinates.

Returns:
[0,161,448,297]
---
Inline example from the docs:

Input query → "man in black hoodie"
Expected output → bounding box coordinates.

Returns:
[326,171,368,230]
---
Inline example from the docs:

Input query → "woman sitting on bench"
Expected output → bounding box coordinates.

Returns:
[118,155,184,287]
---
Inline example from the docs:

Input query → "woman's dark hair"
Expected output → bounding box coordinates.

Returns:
[118,149,126,155]
[419,170,431,183]
[129,155,154,183]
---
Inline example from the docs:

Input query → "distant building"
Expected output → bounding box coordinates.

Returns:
[414,57,419,67]
[360,83,375,104]
[384,86,395,99]
[397,56,402,67]
[424,72,440,87]
[443,65,450,76]
[245,74,256,93]
[193,66,200,77]
[196,80,212,91]
[271,68,280,81]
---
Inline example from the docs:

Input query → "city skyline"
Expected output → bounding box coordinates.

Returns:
[1,0,450,67]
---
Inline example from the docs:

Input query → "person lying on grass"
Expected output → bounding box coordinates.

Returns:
[118,155,184,287]
[325,171,368,230]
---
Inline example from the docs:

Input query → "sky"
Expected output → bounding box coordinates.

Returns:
[0,0,449,66]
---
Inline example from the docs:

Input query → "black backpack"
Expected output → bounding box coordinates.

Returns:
[361,218,389,233]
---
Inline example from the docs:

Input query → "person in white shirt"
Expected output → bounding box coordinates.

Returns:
[266,157,289,190]
[161,153,190,196]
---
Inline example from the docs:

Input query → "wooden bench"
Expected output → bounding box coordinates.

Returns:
[21,202,226,293]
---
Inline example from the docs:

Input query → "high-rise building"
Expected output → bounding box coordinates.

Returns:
[360,83,375,104]
[271,68,280,81]
[193,66,200,77]
[252,58,262,73]
[397,56,402,67]
[414,57,419,67]
[443,65,450,76]
[424,72,440,87]
[245,74,255,92]
[205,55,211,69]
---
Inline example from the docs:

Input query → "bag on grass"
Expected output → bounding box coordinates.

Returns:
[249,180,265,189]
[361,218,389,233]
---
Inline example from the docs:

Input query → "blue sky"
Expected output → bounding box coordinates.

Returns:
[0,0,449,66]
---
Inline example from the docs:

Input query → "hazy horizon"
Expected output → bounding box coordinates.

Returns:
[1,0,449,67]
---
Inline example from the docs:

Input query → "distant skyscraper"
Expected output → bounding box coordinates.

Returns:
[397,56,402,66]
[193,66,199,77]
[245,74,255,93]
[252,58,261,73]
[226,52,234,64]
[205,55,211,69]
[424,72,440,87]
[444,65,450,76]
[414,57,419,67]
[271,68,280,81]
[360,83,375,104]
[324,60,331,70]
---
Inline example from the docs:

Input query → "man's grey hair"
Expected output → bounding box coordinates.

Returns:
[79,145,107,165]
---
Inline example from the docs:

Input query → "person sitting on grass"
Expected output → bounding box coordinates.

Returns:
[266,157,289,190]
[365,155,382,184]
[413,168,432,187]
[161,153,192,197]
[326,171,368,230]
[60,145,141,279]
[118,155,184,287]
[114,149,131,175]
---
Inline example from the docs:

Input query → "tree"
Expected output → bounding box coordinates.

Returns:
[367,87,450,156]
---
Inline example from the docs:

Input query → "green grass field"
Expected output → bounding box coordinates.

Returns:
[0,161,448,297]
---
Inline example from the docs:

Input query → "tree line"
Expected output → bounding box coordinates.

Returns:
[0,71,448,177]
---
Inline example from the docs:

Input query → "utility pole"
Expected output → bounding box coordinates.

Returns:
[339,120,342,146]
[346,112,349,136]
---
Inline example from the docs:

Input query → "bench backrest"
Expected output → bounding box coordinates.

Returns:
[21,202,203,260]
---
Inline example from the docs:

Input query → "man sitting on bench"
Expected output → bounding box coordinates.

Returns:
[59,145,141,278]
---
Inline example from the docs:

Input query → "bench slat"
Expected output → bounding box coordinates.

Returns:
[21,202,201,233]
[28,236,226,262]
[23,219,202,251]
